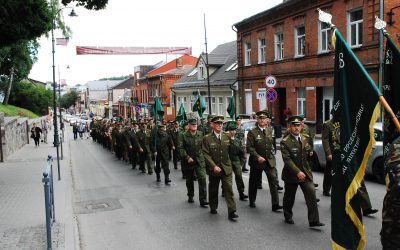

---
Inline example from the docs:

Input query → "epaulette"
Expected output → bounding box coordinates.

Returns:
[282,134,289,142]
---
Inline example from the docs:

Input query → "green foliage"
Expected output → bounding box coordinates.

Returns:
[6,81,53,116]
[0,104,39,118]
[59,90,79,109]
[98,76,129,81]
[61,0,108,10]
[0,0,52,47]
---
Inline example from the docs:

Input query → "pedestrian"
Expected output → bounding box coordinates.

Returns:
[381,135,400,249]
[42,120,48,144]
[152,124,174,184]
[169,120,180,170]
[203,116,238,220]
[72,124,78,140]
[226,121,248,201]
[280,115,324,227]
[178,118,208,206]
[31,122,42,147]
[85,121,90,139]
[246,111,282,211]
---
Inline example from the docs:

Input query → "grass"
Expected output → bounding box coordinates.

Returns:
[0,104,39,119]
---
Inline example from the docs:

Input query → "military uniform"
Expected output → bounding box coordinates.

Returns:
[152,125,174,184]
[137,124,153,174]
[321,119,336,196]
[178,119,207,205]
[247,111,281,210]
[381,136,400,249]
[280,116,322,226]
[129,123,140,169]
[169,121,180,169]
[202,116,237,219]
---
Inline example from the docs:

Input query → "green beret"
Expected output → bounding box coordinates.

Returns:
[211,116,224,123]
[288,115,303,125]
[182,121,189,126]
[188,118,197,125]
[226,121,237,131]
[207,114,215,119]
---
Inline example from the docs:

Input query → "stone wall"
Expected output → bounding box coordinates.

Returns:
[0,113,47,161]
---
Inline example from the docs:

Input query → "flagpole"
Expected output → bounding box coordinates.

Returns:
[204,13,212,114]
[318,9,400,133]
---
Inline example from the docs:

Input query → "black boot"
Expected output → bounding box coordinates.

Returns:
[239,193,248,201]
[156,173,161,182]
[165,174,171,185]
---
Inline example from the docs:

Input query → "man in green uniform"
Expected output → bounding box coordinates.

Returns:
[203,116,238,220]
[152,124,174,184]
[381,135,400,249]
[321,118,336,196]
[227,121,248,201]
[169,120,180,170]
[235,117,248,173]
[178,118,208,206]
[137,122,153,174]
[247,111,282,211]
[129,121,140,169]
[280,115,323,227]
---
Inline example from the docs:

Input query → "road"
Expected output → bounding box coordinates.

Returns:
[69,133,385,250]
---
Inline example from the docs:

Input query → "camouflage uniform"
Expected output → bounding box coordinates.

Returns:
[381,136,400,249]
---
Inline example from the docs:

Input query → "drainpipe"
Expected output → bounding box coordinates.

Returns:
[229,81,237,118]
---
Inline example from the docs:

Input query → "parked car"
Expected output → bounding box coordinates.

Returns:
[312,122,384,183]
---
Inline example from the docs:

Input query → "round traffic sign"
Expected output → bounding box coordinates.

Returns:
[266,88,278,103]
[265,75,277,88]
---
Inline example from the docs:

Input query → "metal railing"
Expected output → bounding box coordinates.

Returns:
[42,155,56,250]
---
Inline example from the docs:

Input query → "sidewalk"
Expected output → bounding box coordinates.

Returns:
[0,128,76,249]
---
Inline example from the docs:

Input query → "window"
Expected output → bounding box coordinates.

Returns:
[225,62,238,71]
[244,42,251,66]
[205,97,209,114]
[218,97,224,115]
[274,33,284,61]
[211,97,216,115]
[295,26,305,57]
[258,38,266,63]
[348,9,363,47]
[297,87,306,116]
[198,61,205,80]
[177,96,182,108]
[318,21,331,53]
[182,96,188,112]
[188,68,198,76]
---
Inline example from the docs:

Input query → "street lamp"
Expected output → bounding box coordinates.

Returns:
[51,4,77,180]
[57,64,70,160]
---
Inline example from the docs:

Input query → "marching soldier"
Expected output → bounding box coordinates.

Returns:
[321,118,336,196]
[129,121,140,169]
[235,117,248,173]
[226,121,248,201]
[137,122,153,174]
[203,116,238,220]
[247,111,282,211]
[280,115,323,227]
[381,136,400,249]
[152,124,174,184]
[178,118,208,206]
[169,120,180,170]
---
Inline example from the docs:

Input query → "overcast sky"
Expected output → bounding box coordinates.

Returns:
[29,0,282,86]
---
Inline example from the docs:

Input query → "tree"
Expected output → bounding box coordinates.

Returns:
[61,0,108,10]
[0,40,39,104]
[59,90,79,109]
[0,0,52,47]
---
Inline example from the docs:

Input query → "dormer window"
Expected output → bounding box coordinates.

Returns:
[198,61,205,80]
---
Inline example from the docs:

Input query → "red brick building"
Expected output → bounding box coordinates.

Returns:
[234,0,400,131]
[133,55,198,120]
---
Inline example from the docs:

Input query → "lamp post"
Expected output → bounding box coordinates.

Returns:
[51,4,77,180]
[57,65,69,160]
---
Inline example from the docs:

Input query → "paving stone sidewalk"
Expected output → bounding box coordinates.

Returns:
[0,128,75,249]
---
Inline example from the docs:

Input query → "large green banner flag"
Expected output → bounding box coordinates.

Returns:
[331,29,380,250]
[192,95,206,118]
[176,103,187,125]
[383,37,400,168]
[226,96,235,119]
[154,97,164,121]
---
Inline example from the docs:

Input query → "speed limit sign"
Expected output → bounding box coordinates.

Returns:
[265,75,277,88]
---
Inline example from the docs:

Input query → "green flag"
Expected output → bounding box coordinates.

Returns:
[226,96,235,119]
[154,97,164,121]
[192,95,206,118]
[330,29,380,250]
[383,36,400,172]
[176,103,187,125]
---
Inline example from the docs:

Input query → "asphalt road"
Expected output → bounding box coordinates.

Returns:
[69,135,385,250]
